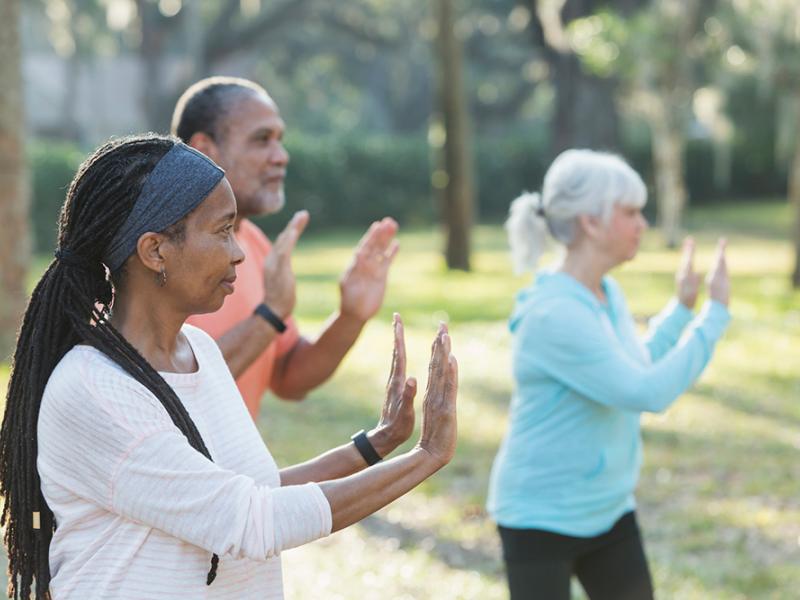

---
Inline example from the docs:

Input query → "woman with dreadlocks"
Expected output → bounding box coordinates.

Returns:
[0,134,458,600]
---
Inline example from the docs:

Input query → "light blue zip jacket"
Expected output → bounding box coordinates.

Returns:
[487,270,730,536]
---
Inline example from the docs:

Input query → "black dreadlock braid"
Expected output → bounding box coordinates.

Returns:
[0,133,221,599]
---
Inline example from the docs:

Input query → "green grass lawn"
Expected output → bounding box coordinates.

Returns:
[2,200,799,599]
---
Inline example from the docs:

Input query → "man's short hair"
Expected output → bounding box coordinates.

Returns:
[171,77,268,143]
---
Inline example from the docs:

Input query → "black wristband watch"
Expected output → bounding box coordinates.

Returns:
[351,429,382,466]
[253,302,287,333]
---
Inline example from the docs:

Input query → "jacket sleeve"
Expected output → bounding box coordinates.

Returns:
[515,299,730,413]
[644,298,695,362]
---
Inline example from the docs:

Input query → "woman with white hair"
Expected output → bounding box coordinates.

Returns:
[487,149,730,600]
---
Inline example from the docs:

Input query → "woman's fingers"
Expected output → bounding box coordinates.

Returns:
[680,236,695,272]
[402,377,417,409]
[715,238,728,272]
[706,238,731,306]
[439,332,452,400]
[425,324,448,400]
[447,353,458,400]
[434,323,448,367]
[707,238,728,279]
[387,313,407,390]
[429,326,452,410]
[394,313,407,376]
[415,324,459,462]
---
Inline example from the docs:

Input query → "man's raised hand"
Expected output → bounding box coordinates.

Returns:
[262,210,309,319]
[339,217,399,323]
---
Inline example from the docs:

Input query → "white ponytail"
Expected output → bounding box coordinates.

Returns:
[505,192,549,274]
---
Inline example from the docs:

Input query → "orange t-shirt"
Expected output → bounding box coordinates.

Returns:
[187,219,299,419]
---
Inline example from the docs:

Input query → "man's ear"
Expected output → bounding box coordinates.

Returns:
[135,232,166,275]
[187,132,220,164]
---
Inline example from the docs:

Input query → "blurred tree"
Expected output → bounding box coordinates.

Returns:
[0,0,30,357]
[435,0,475,271]
[723,0,800,287]
[569,0,718,247]
[523,0,648,157]
[29,0,108,142]
[136,0,186,132]
[528,0,618,155]
[35,0,547,137]
[132,0,319,132]
[134,1,428,134]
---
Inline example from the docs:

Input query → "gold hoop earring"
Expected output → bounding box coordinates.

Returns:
[157,267,167,287]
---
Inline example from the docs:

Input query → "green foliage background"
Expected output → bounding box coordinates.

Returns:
[27,125,788,253]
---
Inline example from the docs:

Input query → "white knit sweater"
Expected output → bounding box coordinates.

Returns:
[37,324,332,599]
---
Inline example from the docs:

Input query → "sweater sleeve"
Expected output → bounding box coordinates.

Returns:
[516,299,730,413]
[110,429,331,560]
[38,351,332,561]
[644,298,695,361]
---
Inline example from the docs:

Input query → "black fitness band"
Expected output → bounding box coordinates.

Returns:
[351,429,382,466]
[254,303,287,333]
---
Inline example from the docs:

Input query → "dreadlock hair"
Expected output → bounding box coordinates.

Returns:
[0,133,221,599]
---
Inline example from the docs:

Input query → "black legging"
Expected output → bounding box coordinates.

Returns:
[498,512,654,600]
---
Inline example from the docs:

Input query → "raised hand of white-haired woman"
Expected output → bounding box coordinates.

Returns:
[706,238,730,307]
[676,237,702,309]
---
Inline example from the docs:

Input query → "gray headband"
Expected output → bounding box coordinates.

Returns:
[103,142,225,272]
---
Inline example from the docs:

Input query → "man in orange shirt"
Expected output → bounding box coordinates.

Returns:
[171,77,398,419]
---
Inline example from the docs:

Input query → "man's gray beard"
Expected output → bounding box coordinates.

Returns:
[272,188,286,213]
[258,188,285,216]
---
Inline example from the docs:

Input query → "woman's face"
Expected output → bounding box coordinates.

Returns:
[163,178,245,315]
[602,203,648,263]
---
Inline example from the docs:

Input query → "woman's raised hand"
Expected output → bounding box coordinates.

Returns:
[371,314,417,455]
[316,321,458,533]
[416,323,458,468]
[706,238,730,307]
[676,237,702,309]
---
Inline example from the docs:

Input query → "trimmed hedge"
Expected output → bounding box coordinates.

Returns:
[28,140,85,254]
[28,129,788,251]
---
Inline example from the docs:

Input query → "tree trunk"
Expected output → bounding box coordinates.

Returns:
[61,50,81,142]
[0,0,30,358]
[435,0,473,271]
[788,94,800,288]
[548,50,621,155]
[527,0,643,158]
[182,0,207,81]
[61,0,90,143]
[138,1,169,132]
[650,107,686,249]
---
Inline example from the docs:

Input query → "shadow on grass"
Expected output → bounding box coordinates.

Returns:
[356,514,504,577]
[639,423,799,598]
[643,424,797,473]
[694,379,800,428]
